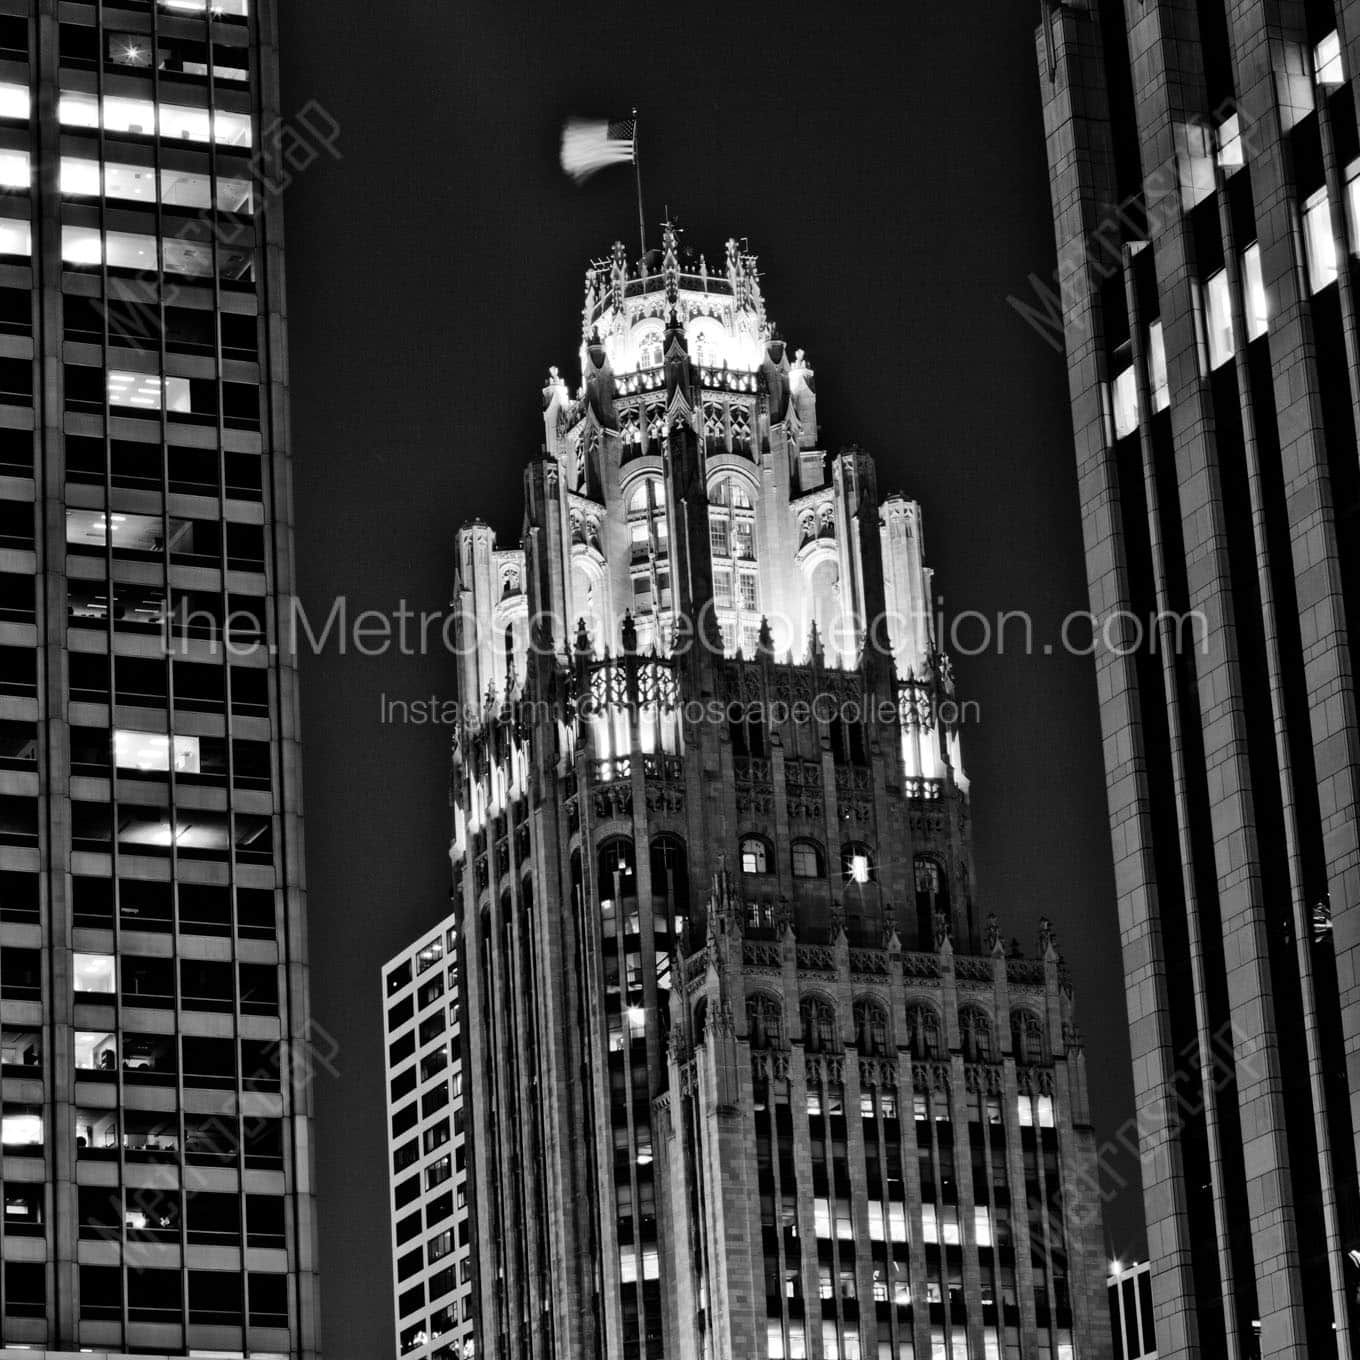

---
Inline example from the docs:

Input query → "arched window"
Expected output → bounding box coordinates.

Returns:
[628,478,665,514]
[598,838,636,899]
[800,995,839,1053]
[740,836,771,875]
[635,328,664,370]
[708,475,758,656]
[853,998,890,1056]
[571,560,604,657]
[906,1004,942,1060]
[691,324,721,370]
[692,997,707,1045]
[791,839,824,879]
[747,992,784,1049]
[1010,1010,1046,1065]
[650,836,689,918]
[625,478,669,622]
[808,557,839,652]
[842,843,875,885]
[914,855,948,946]
[960,1006,994,1062]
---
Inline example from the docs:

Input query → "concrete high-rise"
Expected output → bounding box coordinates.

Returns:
[382,916,476,1360]
[445,225,1111,1360]
[0,1,319,1354]
[1034,2,1360,1357]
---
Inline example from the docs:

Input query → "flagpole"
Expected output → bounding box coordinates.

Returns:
[632,108,647,266]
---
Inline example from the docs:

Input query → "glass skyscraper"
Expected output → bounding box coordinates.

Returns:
[1034,0,1360,1356]
[0,1,319,1354]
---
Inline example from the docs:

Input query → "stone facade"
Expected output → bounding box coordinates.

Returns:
[448,226,1109,1360]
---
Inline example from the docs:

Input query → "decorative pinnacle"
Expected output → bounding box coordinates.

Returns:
[985,913,1003,954]
[1038,916,1060,960]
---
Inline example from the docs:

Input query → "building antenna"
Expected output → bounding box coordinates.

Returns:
[633,108,647,264]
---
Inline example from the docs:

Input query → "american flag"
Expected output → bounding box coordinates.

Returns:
[560,116,636,184]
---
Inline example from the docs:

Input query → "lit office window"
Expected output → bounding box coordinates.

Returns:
[1203,268,1235,369]
[61,158,251,213]
[1242,243,1268,339]
[161,240,216,277]
[58,92,106,130]
[1303,189,1339,292]
[114,731,201,774]
[1147,321,1170,412]
[1316,30,1344,87]
[166,168,253,213]
[1,1113,41,1146]
[58,91,252,146]
[62,225,157,271]
[0,82,29,121]
[59,158,101,197]
[106,370,191,412]
[74,1032,118,1071]
[0,150,27,188]
[1110,364,1139,439]
[162,0,249,13]
[0,218,29,257]
[1216,112,1243,172]
[66,509,163,551]
[73,953,115,995]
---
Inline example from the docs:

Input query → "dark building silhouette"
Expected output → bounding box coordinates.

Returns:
[1034,1,1360,1357]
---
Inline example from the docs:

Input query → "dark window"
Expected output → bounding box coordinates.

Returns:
[246,1195,285,1249]
[187,1193,240,1246]
[79,1264,120,1319]
[188,1269,241,1325]
[391,1102,417,1139]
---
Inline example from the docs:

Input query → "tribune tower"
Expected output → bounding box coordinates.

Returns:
[444,225,1109,1360]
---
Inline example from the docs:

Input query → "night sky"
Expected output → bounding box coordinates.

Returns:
[276,2,1142,1353]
